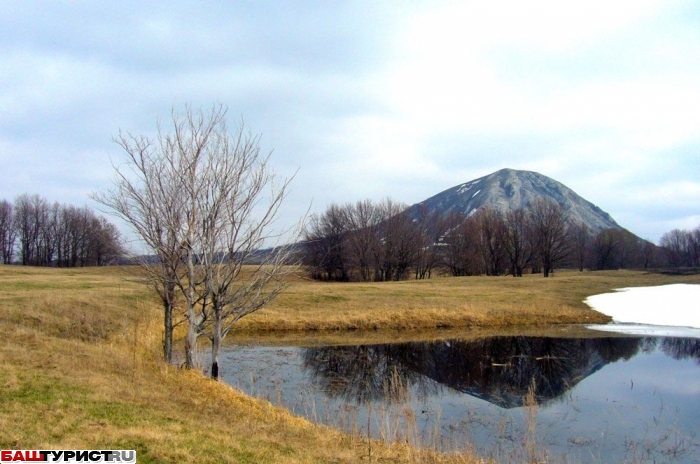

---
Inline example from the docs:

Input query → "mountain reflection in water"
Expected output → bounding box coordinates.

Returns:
[302,336,663,407]
[221,334,700,463]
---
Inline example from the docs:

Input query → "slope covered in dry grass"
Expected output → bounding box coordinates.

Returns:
[0,265,486,463]
[2,265,696,463]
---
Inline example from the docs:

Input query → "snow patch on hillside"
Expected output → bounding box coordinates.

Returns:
[585,284,700,337]
[457,183,474,195]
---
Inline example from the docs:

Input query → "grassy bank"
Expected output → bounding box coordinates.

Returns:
[232,269,700,333]
[1,265,697,463]
[0,265,485,463]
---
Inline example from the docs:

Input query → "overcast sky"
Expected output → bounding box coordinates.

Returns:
[1,1,699,245]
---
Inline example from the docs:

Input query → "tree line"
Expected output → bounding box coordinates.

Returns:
[0,194,123,267]
[659,226,700,268]
[302,197,690,281]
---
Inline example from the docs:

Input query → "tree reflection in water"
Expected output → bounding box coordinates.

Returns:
[223,334,700,462]
[302,336,668,408]
[302,344,441,404]
[660,337,700,362]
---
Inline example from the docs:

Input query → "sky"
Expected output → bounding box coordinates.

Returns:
[1,1,699,247]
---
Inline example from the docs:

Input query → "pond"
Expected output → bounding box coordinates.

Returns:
[220,330,700,463]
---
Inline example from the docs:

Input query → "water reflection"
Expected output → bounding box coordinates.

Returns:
[302,344,441,404]
[221,334,700,463]
[302,336,656,407]
[660,337,700,362]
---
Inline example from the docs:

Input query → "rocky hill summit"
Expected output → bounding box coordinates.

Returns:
[407,168,620,233]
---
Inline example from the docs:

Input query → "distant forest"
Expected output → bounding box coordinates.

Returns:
[303,198,700,281]
[2,191,698,276]
[0,194,123,267]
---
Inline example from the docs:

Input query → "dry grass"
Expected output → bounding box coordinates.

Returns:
[0,265,488,463]
[2,265,697,463]
[232,269,700,334]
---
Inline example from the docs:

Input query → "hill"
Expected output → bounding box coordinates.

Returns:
[406,168,620,233]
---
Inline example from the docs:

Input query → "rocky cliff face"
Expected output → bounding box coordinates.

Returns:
[407,168,620,233]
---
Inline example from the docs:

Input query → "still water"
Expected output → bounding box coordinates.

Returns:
[220,332,700,463]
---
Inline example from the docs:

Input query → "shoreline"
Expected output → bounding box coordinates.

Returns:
[2,265,699,463]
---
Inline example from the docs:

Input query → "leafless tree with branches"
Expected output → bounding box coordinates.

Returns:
[528,198,570,277]
[95,104,300,376]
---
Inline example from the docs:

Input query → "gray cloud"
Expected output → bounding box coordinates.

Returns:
[0,1,698,244]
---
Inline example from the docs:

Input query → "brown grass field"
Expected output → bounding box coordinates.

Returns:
[234,268,699,333]
[1,265,698,463]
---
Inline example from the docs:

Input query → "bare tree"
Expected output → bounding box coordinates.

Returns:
[504,208,532,277]
[373,199,418,281]
[303,204,349,281]
[570,222,590,272]
[90,217,124,266]
[345,200,382,282]
[475,208,508,276]
[642,239,657,270]
[93,128,188,363]
[0,200,15,264]
[690,227,700,268]
[659,229,691,268]
[413,205,445,279]
[192,120,298,380]
[13,194,43,265]
[95,104,299,376]
[591,228,621,270]
[617,230,644,269]
[528,198,569,277]
[441,211,481,276]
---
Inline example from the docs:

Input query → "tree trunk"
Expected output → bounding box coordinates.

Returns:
[211,305,222,381]
[185,321,199,369]
[163,300,173,364]
[184,244,201,369]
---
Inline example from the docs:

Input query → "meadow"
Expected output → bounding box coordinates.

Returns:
[1,265,697,463]
[233,268,700,333]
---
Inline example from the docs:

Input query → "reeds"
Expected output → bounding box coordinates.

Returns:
[523,378,542,464]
